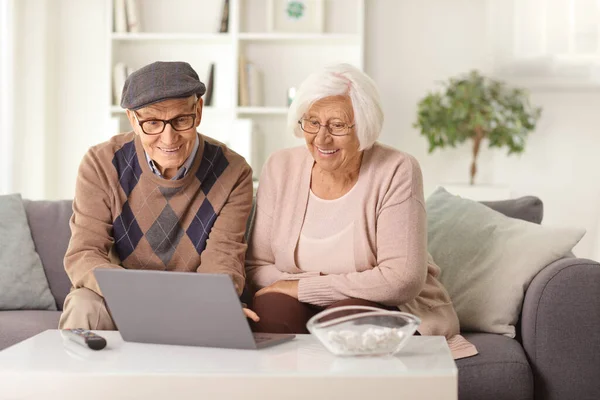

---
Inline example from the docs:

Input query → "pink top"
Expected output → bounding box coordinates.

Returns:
[246,143,477,360]
[295,189,357,274]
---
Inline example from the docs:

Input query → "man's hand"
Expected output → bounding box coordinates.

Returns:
[243,307,260,322]
[255,280,299,299]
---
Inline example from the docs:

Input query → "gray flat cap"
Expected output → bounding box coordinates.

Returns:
[120,61,206,110]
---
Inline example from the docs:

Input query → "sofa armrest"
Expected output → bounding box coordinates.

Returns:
[521,257,600,400]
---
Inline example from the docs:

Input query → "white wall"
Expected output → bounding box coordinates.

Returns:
[11,0,53,199]
[11,0,107,200]
[0,0,14,195]
[11,0,600,259]
[51,0,108,199]
[365,0,600,259]
[365,0,494,183]
[494,91,600,259]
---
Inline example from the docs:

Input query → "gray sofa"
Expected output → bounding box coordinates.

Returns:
[1,198,599,400]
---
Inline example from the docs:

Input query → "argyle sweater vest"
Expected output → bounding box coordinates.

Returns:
[64,132,253,295]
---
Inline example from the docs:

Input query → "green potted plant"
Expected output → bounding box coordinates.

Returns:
[414,70,542,185]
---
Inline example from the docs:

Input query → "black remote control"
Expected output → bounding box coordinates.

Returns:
[64,329,107,350]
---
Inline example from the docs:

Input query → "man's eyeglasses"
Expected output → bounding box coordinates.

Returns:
[133,105,197,135]
[298,118,355,137]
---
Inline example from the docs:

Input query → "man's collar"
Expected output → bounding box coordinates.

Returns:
[144,134,200,180]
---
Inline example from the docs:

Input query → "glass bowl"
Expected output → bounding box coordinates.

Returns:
[306,306,421,356]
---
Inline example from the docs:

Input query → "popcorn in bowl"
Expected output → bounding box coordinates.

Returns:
[327,327,407,354]
[306,306,421,356]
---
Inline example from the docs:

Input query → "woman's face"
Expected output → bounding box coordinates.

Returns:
[302,95,362,173]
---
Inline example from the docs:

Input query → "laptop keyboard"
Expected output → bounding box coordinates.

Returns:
[252,333,273,343]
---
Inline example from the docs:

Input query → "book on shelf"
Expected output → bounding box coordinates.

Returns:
[204,63,215,107]
[219,0,229,33]
[125,0,141,33]
[114,0,141,33]
[238,55,264,107]
[238,54,249,106]
[113,0,127,33]
[246,62,264,107]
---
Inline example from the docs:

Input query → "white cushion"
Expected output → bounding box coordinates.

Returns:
[426,187,585,337]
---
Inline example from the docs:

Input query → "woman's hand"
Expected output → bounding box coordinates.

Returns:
[243,307,260,322]
[255,280,299,299]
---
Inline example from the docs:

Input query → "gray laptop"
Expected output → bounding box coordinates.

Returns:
[94,269,295,349]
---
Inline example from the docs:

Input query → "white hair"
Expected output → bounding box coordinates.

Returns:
[287,63,384,150]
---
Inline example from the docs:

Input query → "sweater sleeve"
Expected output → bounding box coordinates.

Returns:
[245,206,320,289]
[298,156,428,307]
[197,163,254,296]
[64,149,124,296]
[245,157,319,291]
[244,198,281,288]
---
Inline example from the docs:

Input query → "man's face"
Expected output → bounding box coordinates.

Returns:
[127,96,202,179]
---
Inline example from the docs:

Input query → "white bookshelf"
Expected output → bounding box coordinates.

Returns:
[108,0,365,177]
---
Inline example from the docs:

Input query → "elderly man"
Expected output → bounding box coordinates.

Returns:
[59,61,255,330]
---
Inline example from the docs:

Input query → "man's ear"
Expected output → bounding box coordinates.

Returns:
[125,109,138,135]
[196,97,204,127]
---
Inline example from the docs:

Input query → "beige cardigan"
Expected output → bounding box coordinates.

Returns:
[246,143,477,358]
[246,143,477,359]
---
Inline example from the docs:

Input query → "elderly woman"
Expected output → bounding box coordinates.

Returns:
[245,64,476,359]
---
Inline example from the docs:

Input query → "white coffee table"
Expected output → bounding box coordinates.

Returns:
[0,331,457,400]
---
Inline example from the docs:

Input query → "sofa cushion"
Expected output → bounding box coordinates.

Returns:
[457,333,533,400]
[0,194,57,311]
[23,199,73,310]
[426,187,584,337]
[0,310,62,350]
[481,196,543,224]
